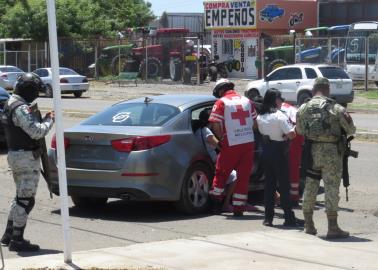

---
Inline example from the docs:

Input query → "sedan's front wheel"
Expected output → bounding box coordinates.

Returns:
[71,196,108,209]
[176,163,213,214]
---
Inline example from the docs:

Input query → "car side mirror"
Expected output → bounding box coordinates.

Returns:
[265,76,270,82]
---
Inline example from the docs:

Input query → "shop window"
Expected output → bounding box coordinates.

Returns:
[334,4,347,21]
[365,3,378,19]
[222,40,233,55]
[348,4,363,21]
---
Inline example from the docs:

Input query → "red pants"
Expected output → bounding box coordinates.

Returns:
[288,135,304,201]
[210,142,254,212]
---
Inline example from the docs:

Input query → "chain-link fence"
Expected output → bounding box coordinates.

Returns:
[294,37,347,67]
[0,31,212,87]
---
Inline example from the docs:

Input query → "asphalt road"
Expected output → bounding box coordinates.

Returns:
[1,116,377,260]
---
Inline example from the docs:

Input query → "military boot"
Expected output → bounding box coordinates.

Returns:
[1,219,13,246]
[303,211,317,235]
[8,226,40,252]
[326,212,350,239]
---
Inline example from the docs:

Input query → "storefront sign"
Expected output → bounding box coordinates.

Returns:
[204,1,257,29]
[257,0,317,30]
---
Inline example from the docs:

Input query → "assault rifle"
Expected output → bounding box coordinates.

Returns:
[30,103,53,199]
[342,135,358,201]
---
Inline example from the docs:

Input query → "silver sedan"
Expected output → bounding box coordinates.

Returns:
[33,67,89,98]
[48,94,264,214]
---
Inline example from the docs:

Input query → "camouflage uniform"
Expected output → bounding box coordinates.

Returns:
[297,96,355,213]
[296,78,356,237]
[6,94,53,228]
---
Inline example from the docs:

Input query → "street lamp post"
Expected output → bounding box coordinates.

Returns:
[117,31,124,76]
[290,30,297,63]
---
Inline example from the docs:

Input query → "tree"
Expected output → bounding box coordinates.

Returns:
[0,0,155,40]
[159,12,169,28]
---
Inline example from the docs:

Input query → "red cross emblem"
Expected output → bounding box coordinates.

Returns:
[231,105,250,126]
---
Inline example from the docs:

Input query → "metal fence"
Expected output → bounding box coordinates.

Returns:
[294,37,347,67]
[0,32,212,85]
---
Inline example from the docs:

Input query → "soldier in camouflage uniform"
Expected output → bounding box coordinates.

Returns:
[0,73,54,252]
[296,77,356,239]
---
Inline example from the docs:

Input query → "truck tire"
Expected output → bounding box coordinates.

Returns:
[111,55,128,75]
[183,67,192,84]
[139,57,162,80]
[297,91,312,105]
[268,59,288,73]
[169,58,182,81]
[209,66,218,81]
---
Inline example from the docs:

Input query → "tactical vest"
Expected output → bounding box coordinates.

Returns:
[1,100,39,150]
[300,97,340,142]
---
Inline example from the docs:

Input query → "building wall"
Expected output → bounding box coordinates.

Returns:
[319,0,378,26]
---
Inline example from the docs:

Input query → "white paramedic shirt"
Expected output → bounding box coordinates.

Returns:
[257,110,294,141]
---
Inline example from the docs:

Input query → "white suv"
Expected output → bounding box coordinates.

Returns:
[245,64,354,105]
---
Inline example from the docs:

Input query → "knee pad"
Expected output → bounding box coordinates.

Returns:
[16,197,35,214]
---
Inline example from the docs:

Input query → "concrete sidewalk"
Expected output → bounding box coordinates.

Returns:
[4,229,378,270]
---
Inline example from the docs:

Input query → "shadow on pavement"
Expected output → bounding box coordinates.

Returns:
[319,235,372,242]
[14,248,61,257]
[52,201,212,223]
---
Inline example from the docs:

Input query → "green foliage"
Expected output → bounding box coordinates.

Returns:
[159,12,169,28]
[357,90,378,99]
[0,0,155,40]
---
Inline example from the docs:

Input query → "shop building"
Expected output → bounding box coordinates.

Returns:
[204,0,318,78]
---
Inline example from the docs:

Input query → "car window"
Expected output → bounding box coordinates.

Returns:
[0,66,23,73]
[191,105,213,132]
[33,69,49,77]
[305,68,318,79]
[284,68,302,80]
[59,68,78,75]
[318,67,349,79]
[82,103,180,127]
[268,69,286,81]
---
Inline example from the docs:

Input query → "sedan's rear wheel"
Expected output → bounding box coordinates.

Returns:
[71,196,108,208]
[176,163,213,214]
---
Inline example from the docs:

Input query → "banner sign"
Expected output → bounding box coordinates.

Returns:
[212,29,258,78]
[257,0,317,30]
[204,1,257,29]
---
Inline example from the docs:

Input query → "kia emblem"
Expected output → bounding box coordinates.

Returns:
[84,135,94,142]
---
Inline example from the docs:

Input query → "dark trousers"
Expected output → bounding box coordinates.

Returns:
[262,141,293,222]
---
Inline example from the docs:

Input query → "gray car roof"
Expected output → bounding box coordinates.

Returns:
[116,94,217,110]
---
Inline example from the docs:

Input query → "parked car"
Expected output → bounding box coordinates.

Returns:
[0,65,25,90]
[32,67,89,98]
[47,94,264,214]
[245,64,354,105]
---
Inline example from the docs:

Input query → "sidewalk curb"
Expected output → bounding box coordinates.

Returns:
[4,230,378,270]
[356,131,378,141]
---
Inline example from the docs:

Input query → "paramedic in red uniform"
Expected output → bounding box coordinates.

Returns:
[276,94,304,206]
[208,79,257,216]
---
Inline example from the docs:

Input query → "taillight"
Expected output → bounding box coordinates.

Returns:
[60,78,69,83]
[51,134,70,150]
[82,78,88,83]
[111,135,171,152]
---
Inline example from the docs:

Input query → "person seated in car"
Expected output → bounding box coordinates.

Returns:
[194,108,257,213]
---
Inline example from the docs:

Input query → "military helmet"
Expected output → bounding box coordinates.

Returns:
[212,78,234,98]
[14,72,45,102]
[313,77,330,88]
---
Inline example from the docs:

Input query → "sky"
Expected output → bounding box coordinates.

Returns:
[148,0,204,16]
